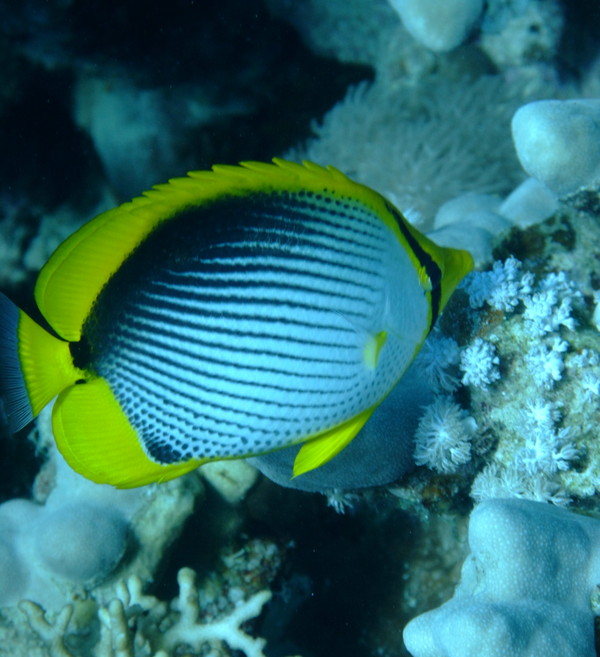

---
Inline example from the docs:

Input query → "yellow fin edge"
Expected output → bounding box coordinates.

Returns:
[33,159,396,341]
[52,378,205,488]
[292,405,377,478]
[403,224,474,313]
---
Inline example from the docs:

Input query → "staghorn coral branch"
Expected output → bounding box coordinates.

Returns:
[19,600,74,657]
[162,567,272,657]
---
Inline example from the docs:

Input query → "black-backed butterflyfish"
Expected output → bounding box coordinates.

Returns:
[0,159,473,488]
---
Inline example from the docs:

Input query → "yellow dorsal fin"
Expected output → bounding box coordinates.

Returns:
[292,405,377,478]
[35,198,181,342]
[34,157,472,341]
[33,159,403,341]
[52,377,204,488]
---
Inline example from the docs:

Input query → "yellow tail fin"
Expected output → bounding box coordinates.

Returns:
[0,292,80,432]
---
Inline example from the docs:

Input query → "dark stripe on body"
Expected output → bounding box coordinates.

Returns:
[81,190,392,460]
[112,367,310,428]
[144,287,370,319]
[249,205,384,250]
[384,201,442,329]
[123,314,356,365]
[127,304,358,349]
[134,296,359,334]
[172,238,382,280]
[165,260,379,295]
[113,329,358,383]
[154,272,374,305]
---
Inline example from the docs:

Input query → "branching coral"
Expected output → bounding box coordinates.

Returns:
[452,229,599,505]
[19,601,74,657]
[20,566,275,657]
[99,569,272,657]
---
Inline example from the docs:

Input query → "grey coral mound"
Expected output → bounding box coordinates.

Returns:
[403,498,600,657]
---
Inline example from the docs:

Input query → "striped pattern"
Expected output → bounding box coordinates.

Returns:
[83,190,430,463]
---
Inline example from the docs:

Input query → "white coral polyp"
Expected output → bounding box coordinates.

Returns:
[460,338,501,389]
[414,397,478,474]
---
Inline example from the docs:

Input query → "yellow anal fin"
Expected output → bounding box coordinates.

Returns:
[52,378,204,488]
[363,330,388,370]
[292,405,377,478]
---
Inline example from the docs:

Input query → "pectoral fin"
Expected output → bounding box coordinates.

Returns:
[363,330,388,370]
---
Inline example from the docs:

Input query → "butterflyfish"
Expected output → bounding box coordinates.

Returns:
[0,159,473,488]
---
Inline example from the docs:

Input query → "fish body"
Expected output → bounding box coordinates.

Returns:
[0,160,473,487]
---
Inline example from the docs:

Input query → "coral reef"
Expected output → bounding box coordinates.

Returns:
[73,78,248,200]
[512,98,600,196]
[394,200,598,513]
[0,405,205,613]
[403,498,600,657]
[388,0,484,53]
[264,0,399,67]
[413,397,478,474]
[16,552,280,657]
[461,217,600,506]
[480,0,564,69]
[3,1,600,656]
[459,338,500,389]
[289,75,526,227]
[499,177,559,228]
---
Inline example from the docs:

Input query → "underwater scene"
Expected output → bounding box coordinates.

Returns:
[1,0,600,655]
